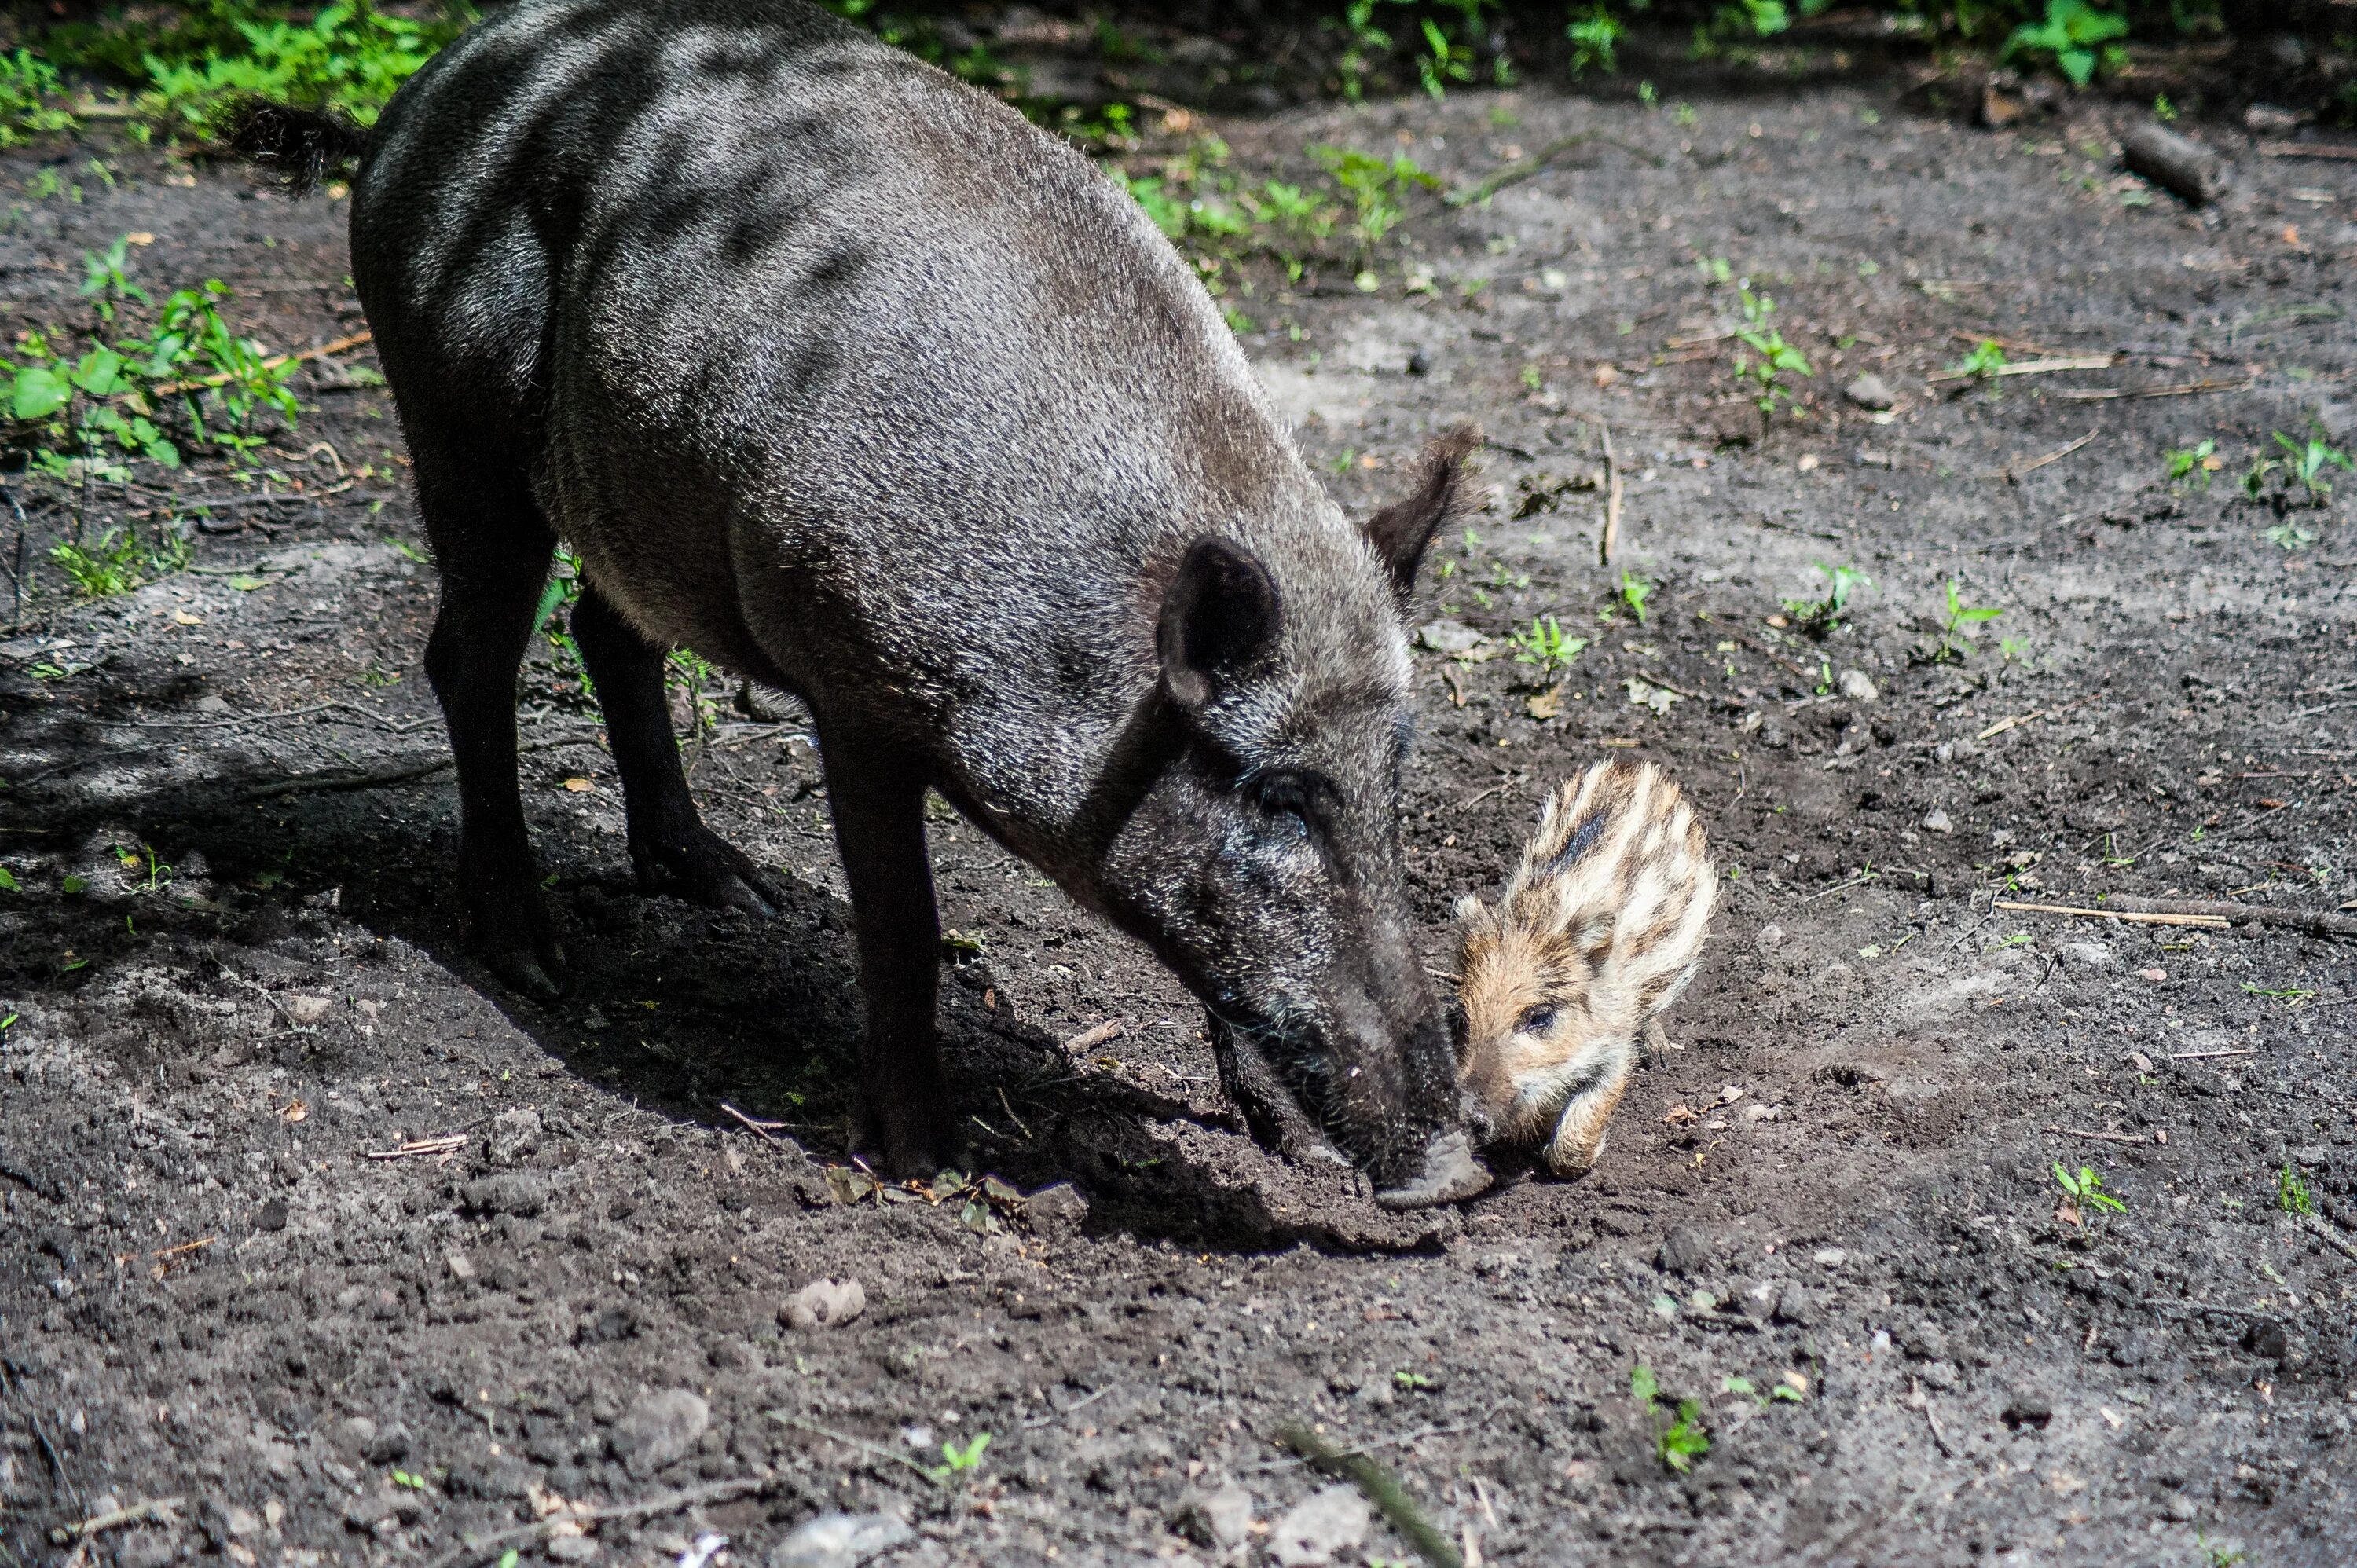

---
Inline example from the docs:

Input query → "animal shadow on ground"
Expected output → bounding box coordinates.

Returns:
[1,676,1450,1257]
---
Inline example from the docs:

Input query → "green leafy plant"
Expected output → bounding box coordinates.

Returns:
[1732,288,1813,419]
[927,1430,992,1486]
[2003,0,2131,89]
[1781,562,1868,637]
[2277,1163,2314,1216]
[0,49,76,147]
[2053,1161,2125,1217]
[1930,578,2002,663]
[1509,613,1585,676]
[2264,521,2317,551]
[1616,570,1654,624]
[1309,145,1439,274]
[2271,432,2352,503]
[2165,438,2217,488]
[1566,4,1626,75]
[1630,1364,1710,1473]
[1951,338,2009,381]
[49,524,189,599]
[130,2,474,136]
[531,550,595,698]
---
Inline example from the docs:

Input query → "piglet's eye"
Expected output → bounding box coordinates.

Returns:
[1516,1005,1557,1035]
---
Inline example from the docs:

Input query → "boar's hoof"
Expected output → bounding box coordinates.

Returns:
[634,831,783,918]
[852,1104,967,1182]
[1373,1130,1492,1211]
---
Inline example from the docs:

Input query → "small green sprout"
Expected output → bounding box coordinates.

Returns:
[1780,562,1868,638]
[1951,339,2008,381]
[2278,1163,2314,1216]
[1393,1368,1431,1390]
[2054,1162,2125,1217]
[1631,1365,1709,1472]
[1732,288,1813,419]
[1509,614,1586,676]
[2165,438,2217,488]
[2272,432,2352,502]
[1616,570,1654,624]
[1932,579,2002,662]
[928,1431,992,1486]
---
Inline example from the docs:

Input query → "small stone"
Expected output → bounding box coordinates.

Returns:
[361,1423,412,1467]
[446,1251,475,1282]
[1843,373,1896,410]
[2001,1387,2053,1430]
[1772,1281,1813,1326]
[768,1512,913,1568]
[255,1196,288,1232]
[328,1415,379,1456]
[1268,1484,1371,1567]
[1812,1247,1847,1269]
[1657,1226,1710,1277]
[488,1108,543,1165]
[545,1537,600,1563]
[2242,1318,2289,1362]
[1171,1482,1255,1550]
[2162,1493,2197,1523]
[1836,669,1878,703]
[1406,350,1431,376]
[781,1278,867,1331]
[1903,1323,1947,1361]
[113,1531,177,1568]
[1919,1361,1962,1392]
[2058,940,2113,971]
[1920,809,1952,835]
[1415,620,1485,656]
[342,1491,423,1532]
[281,994,332,1027]
[2137,968,2166,984]
[1754,922,1786,948]
[1025,1182,1091,1239]
[609,1389,709,1479]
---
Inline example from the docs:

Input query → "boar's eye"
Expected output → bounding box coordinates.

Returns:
[1252,771,1314,839]
[1516,1004,1557,1035]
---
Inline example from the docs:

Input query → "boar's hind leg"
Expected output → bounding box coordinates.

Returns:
[822,738,962,1179]
[569,588,783,917]
[417,462,565,1000]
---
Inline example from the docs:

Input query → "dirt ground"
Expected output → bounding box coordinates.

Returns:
[3,57,2355,1568]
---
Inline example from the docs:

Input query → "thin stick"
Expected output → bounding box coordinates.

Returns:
[1445,131,1665,207]
[1931,357,2117,384]
[131,331,375,401]
[2170,1048,2257,1061]
[1598,424,1622,566]
[2054,1127,2150,1144]
[768,1412,939,1484]
[2003,428,2100,482]
[1974,710,2045,741]
[416,1475,779,1568]
[2260,140,2357,161]
[2104,895,2357,942]
[2050,377,2251,402]
[50,1498,183,1543]
[1277,1424,1464,1568]
[1992,900,2228,929]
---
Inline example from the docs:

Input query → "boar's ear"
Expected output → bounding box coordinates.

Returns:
[1362,423,1482,601]
[1159,536,1283,712]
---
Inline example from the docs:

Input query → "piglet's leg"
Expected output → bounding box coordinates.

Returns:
[1545,1040,1636,1176]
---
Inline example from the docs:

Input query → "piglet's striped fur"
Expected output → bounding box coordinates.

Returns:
[1454,759,1717,1174]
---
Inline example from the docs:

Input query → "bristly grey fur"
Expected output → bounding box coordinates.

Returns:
[329,0,1486,1201]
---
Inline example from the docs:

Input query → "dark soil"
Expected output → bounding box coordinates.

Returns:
[5,67,2356,1568]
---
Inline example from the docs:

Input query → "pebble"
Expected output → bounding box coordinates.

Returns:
[1843,372,1896,410]
[1919,1361,1961,1392]
[1415,620,1486,656]
[487,1107,543,1165]
[1657,1226,1710,1277]
[1754,922,1785,948]
[1772,1281,1813,1326]
[2162,1494,2198,1523]
[768,1512,913,1568]
[1171,1481,1256,1550]
[1920,808,1952,834]
[2058,940,2113,971]
[1025,1181,1091,1239]
[1268,1485,1371,1567]
[782,1278,867,1331]
[2137,968,2167,983]
[1812,1247,1847,1269]
[282,993,332,1026]
[114,1533,177,1568]
[1836,669,1878,703]
[544,1538,600,1564]
[609,1388,709,1478]
[1903,1323,1947,1361]
[2000,1387,2053,1430]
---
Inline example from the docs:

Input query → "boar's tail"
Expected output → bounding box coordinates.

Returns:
[214,98,370,196]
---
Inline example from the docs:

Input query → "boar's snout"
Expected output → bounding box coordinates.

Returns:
[1374,1128,1491,1210]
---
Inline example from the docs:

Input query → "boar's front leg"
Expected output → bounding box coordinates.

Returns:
[569,588,784,916]
[821,737,962,1178]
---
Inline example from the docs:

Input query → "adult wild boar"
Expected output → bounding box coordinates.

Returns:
[235,0,1488,1207]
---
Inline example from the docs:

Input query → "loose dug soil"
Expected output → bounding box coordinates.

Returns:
[4,70,2355,1568]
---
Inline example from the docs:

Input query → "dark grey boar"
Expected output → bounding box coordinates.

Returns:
[233,0,1488,1207]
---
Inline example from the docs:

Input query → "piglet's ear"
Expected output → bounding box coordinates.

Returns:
[1362,423,1482,601]
[1159,536,1282,713]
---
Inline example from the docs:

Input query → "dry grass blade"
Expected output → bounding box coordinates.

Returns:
[1277,1423,1463,1568]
